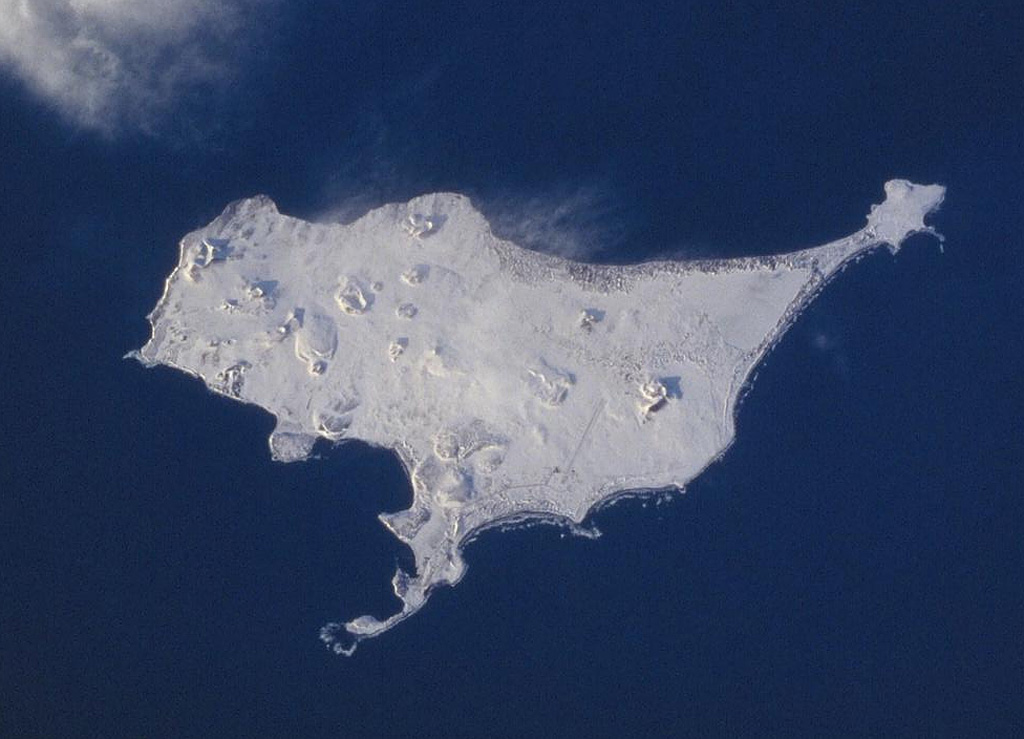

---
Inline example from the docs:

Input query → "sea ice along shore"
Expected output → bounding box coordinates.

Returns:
[133,179,945,654]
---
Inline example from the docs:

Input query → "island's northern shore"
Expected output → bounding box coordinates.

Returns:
[135,179,945,654]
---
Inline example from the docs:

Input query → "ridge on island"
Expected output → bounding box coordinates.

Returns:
[133,179,946,655]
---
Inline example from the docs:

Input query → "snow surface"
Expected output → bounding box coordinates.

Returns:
[134,179,945,654]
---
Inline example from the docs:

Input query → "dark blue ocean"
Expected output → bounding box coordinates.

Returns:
[2,2,1022,737]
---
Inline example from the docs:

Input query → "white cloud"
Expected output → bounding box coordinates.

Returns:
[0,0,270,133]
[482,183,632,262]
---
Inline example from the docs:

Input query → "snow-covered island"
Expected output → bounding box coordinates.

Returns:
[133,180,945,654]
